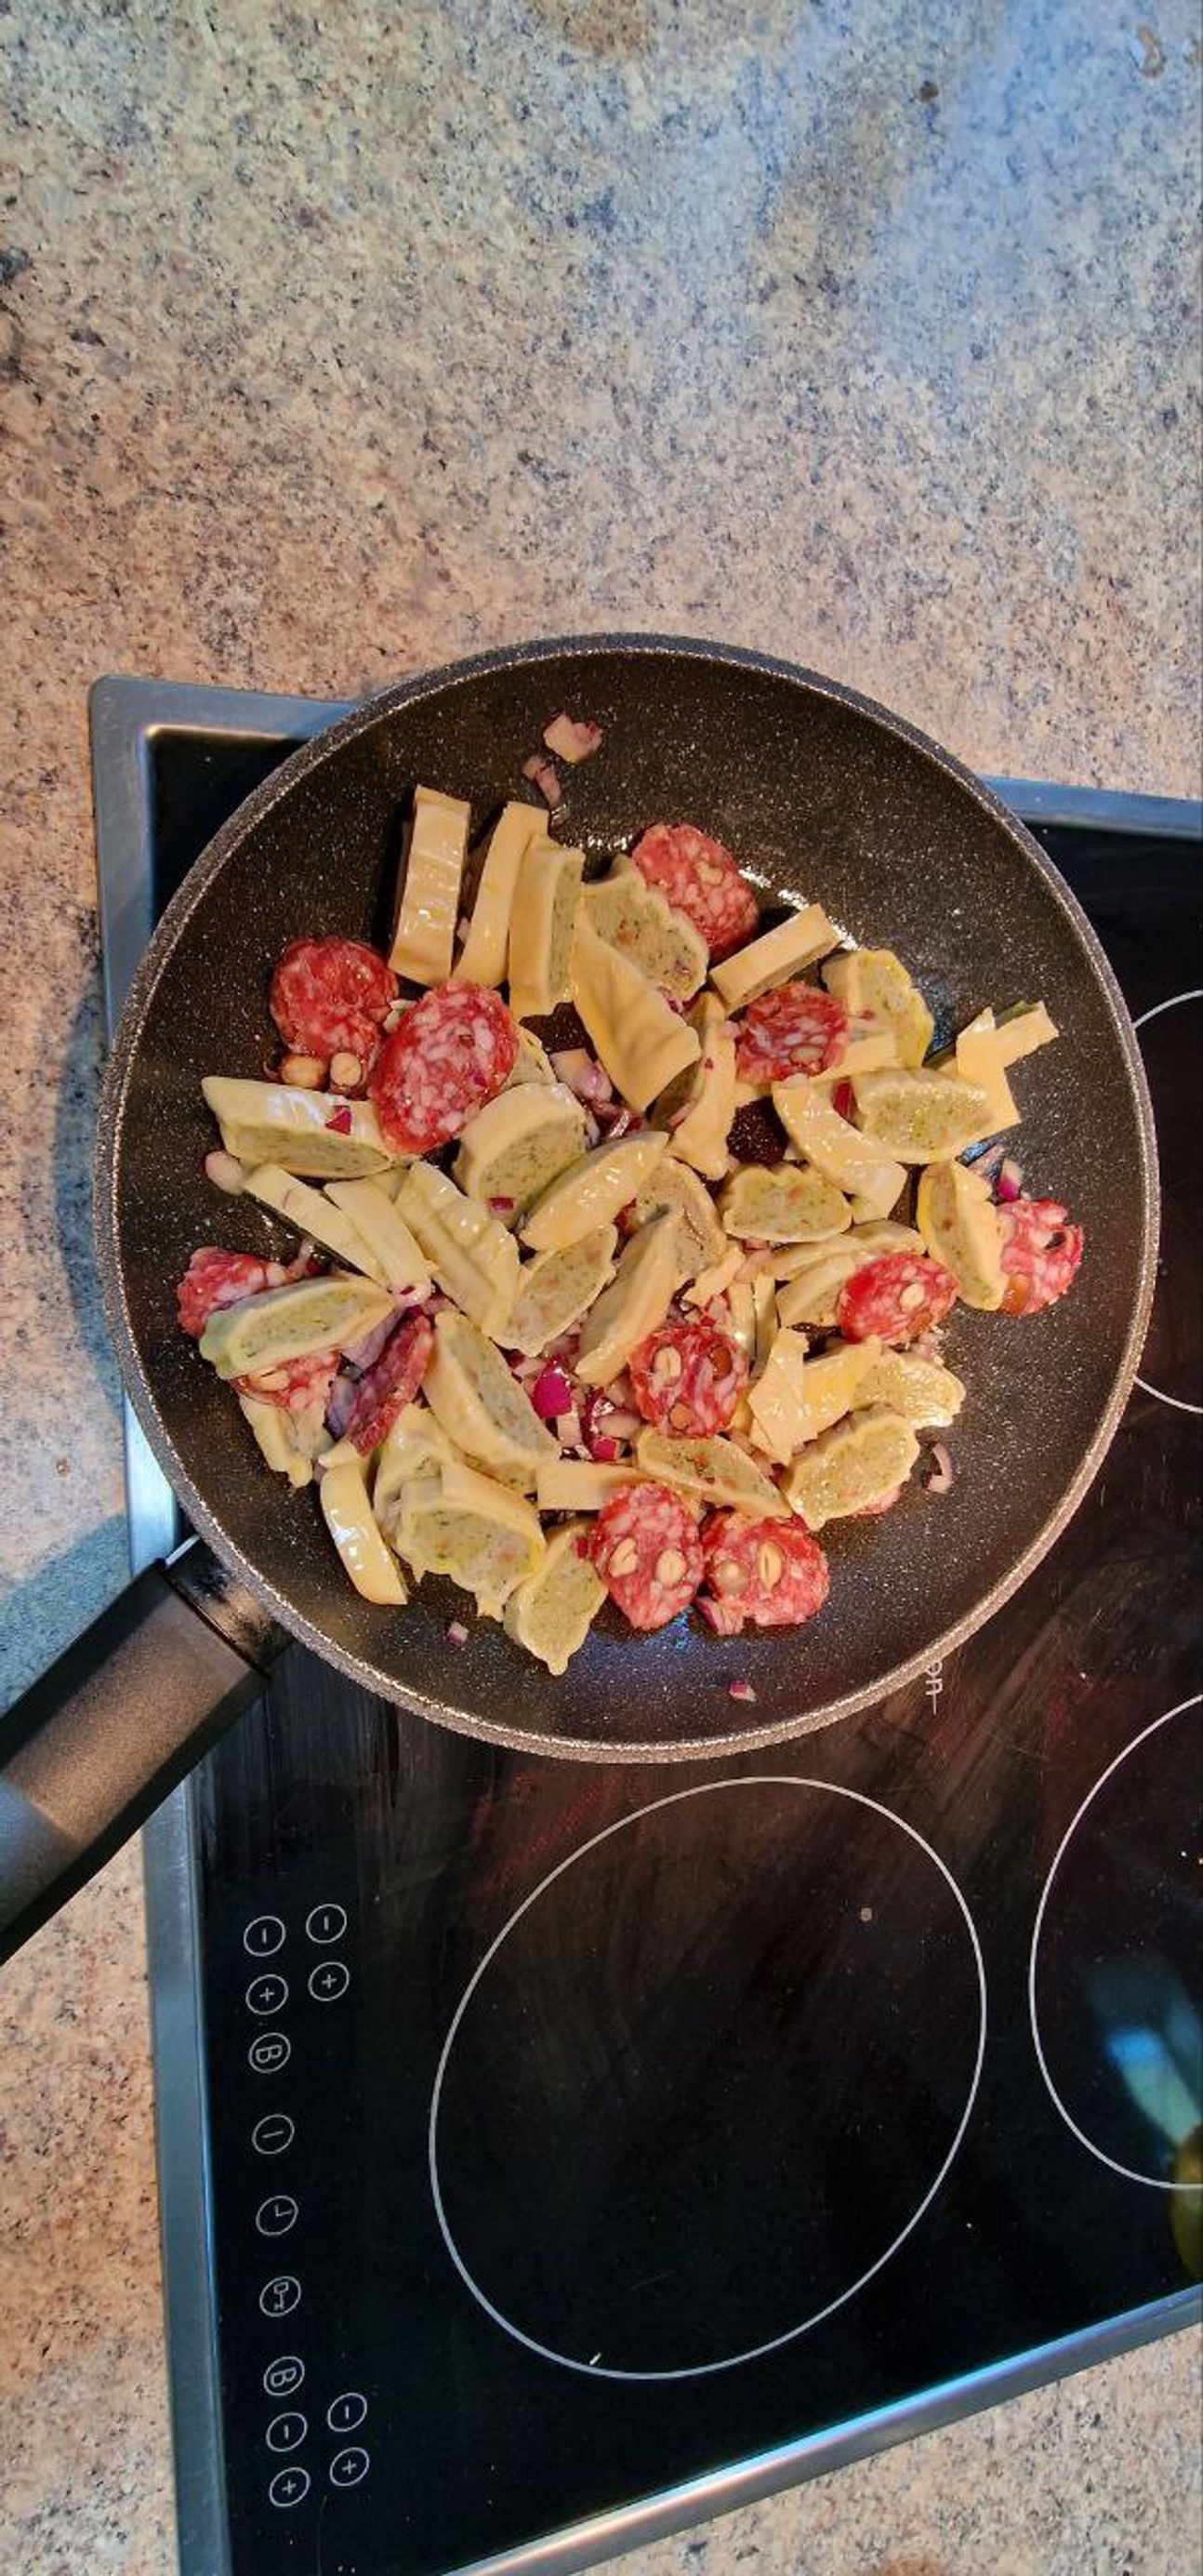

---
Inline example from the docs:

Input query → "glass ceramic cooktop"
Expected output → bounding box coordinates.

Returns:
[89,679,1202,2576]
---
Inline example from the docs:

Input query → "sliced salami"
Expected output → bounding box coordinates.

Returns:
[837,1252,958,1348]
[368,982,520,1153]
[697,1512,830,1635]
[630,822,760,960]
[734,981,848,1083]
[342,1311,434,1452]
[177,1245,311,1338]
[628,1321,747,1436]
[588,1481,703,1630]
[998,1197,1084,1316]
[234,1347,341,1416]
[270,936,397,1067]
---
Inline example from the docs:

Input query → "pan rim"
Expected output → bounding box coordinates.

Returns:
[94,632,1160,1760]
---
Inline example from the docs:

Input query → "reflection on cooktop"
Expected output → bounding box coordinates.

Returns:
[1030,1697,1203,2187]
[430,1777,985,2378]
[1133,991,1203,1416]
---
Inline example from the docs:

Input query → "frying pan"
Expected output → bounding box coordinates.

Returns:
[0,637,1157,1963]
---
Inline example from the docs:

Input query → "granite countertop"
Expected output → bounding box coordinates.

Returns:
[1,2,1199,2569]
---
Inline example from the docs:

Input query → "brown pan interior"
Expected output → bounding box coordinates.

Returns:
[97,638,1157,1759]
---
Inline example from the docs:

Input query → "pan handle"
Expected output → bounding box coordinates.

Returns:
[0,1536,287,1966]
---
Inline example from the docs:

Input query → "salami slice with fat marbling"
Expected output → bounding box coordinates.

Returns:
[998,1197,1084,1316]
[698,1512,830,1635]
[628,1321,747,1437]
[630,823,760,960]
[837,1252,958,1348]
[368,983,519,1153]
[734,982,848,1082]
[342,1311,434,1453]
[234,1347,341,1417]
[588,1481,703,1631]
[270,936,397,1067]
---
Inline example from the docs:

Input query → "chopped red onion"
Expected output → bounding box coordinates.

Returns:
[924,1440,955,1494]
[488,1195,515,1218]
[728,1680,758,1703]
[324,1372,358,1439]
[522,752,562,806]
[341,1305,406,1374]
[542,711,603,764]
[997,1156,1025,1204]
[550,1047,614,1106]
[599,1405,641,1443]
[205,1149,245,1195]
[446,1620,469,1647]
[583,1387,630,1461]
[557,1405,584,1452]
[831,1080,854,1122]
[532,1366,573,1420]
[324,1104,353,1135]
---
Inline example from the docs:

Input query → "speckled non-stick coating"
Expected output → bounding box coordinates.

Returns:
[96,637,1157,1759]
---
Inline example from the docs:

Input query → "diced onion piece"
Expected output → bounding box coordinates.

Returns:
[550,1048,615,1107]
[924,1439,955,1494]
[532,1367,573,1420]
[543,711,603,764]
[522,753,562,805]
[205,1149,246,1195]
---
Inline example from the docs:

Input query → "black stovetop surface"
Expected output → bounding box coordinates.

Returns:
[90,683,1202,2576]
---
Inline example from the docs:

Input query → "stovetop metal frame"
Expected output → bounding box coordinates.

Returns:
[88,672,1203,2576]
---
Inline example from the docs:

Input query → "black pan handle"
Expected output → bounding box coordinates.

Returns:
[0,1536,287,1965]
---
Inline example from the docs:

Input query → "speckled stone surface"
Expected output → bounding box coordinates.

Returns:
[0,2,1199,2569]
